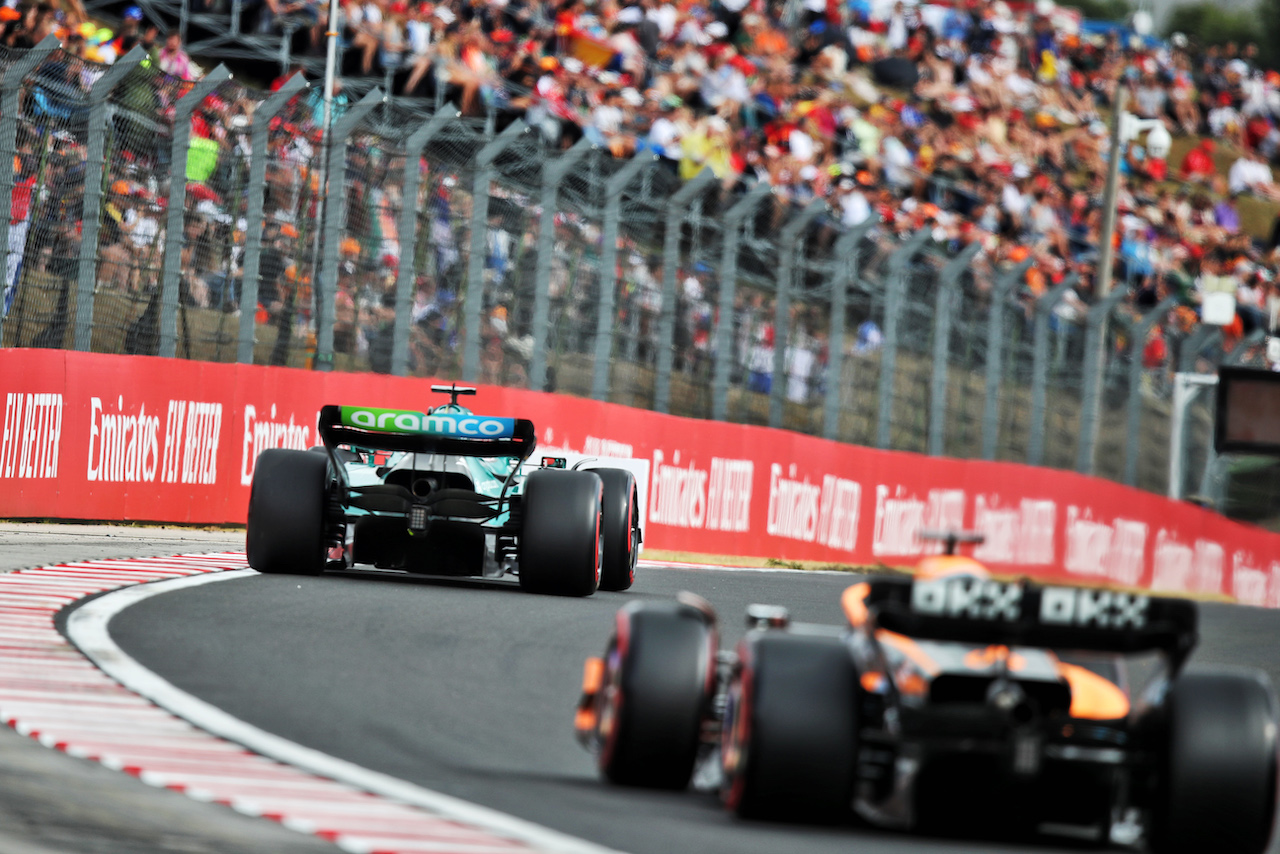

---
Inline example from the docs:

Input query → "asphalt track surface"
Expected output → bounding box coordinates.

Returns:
[99,556,1280,854]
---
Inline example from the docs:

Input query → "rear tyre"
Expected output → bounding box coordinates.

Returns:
[246,448,329,576]
[722,632,859,821]
[519,469,602,596]
[597,468,639,592]
[597,601,715,788]
[1149,669,1279,854]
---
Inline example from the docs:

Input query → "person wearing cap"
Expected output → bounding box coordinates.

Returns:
[402,5,446,95]
[1178,138,1217,184]
[2,154,35,316]
[678,114,736,183]
[836,176,871,226]
[1207,90,1242,141]
[378,1,409,72]
[157,29,197,78]
[347,0,386,75]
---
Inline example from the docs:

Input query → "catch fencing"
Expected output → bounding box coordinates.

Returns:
[0,37,1246,498]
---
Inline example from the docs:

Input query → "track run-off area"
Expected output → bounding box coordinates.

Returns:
[3,523,1280,854]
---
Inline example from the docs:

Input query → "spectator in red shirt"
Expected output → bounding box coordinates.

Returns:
[1178,138,1217,183]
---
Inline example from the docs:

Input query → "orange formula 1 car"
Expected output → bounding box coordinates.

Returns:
[574,532,1278,852]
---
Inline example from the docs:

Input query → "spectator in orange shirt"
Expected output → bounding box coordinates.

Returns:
[1178,138,1217,183]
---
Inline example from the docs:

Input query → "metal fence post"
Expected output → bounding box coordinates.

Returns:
[928,242,981,456]
[1179,325,1222,373]
[0,36,58,345]
[876,229,930,450]
[593,151,656,401]
[1122,295,1177,486]
[391,105,459,377]
[315,88,382,371]
[654,168,716,414]
[462,120,529,382]
[981,259,1032,460]
[73,46,146,352]
[711,182,773,422]
[1027,273,1078,466]
[1075,286,1128,474]
[237,73,307,364]
[159,65,233,359]
[530,136,593,391]
[823,221,874,440]
[768,199,825,429]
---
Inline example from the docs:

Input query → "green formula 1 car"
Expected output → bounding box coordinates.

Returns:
[246,385,640,596]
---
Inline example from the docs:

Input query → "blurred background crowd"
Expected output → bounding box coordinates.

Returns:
[3,0,1280,396]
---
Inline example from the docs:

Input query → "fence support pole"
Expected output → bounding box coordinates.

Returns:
[980,259,1032,460]
[823,221,874,440]
[654,168,716,414]
[711,183,772,423]
[160,65,232,359]
[530,136,593,391]
[1179,325,1222,373]
[593,151,655,401]
[238,73,307,364]
[1027,273,1079,466]
[1122,295,1177,487]
[0,35,58,345]
[390,105,459,377]
[73,46,146,352]
[928,242,981,456]
[461,120,529,382]
[1075,286,1128,474]
[768,199,825,429]
[314,88,381,370]
[876,230,930,450]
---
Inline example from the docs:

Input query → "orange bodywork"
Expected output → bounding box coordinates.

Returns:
[963,645,1028,672]
[574,657,605,733]
[581,656,605,694]
[841,580,1130,719]
[1056,662,1130,720]
[842,582,871,627]
[915,555,991,580]
[877,630,942,676]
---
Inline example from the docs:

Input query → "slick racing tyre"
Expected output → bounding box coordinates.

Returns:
[722,632,859,821]
[246,448,330,576]
[597,601,715,789]
[596,468,639,592]
[1149,669,1279,854]
[519,469,602,596]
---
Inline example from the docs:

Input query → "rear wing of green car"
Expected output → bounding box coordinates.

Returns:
[317,404,537,460]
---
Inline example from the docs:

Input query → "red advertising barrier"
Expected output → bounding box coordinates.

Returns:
[4,348,1280,605]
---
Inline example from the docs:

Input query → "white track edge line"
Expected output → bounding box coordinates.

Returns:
[66,568,626,854]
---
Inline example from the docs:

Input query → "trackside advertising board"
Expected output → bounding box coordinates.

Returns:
[4,348,1280,605]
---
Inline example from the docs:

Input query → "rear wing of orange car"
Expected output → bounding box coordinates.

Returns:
[855,575,1197,661]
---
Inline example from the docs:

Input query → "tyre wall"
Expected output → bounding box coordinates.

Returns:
[3,348,1279,605]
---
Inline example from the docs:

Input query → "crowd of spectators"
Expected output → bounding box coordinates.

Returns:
[244,0,1280,389]
[338,0,1280,392]
[4,0,1280,390]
